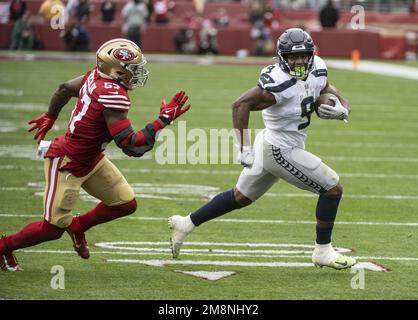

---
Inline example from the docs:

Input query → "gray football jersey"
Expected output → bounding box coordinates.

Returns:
[258,56,328,149]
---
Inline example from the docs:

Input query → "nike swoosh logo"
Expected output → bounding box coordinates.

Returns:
[335,261,348,266]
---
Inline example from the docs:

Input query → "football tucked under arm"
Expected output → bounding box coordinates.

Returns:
[107,117,164,157]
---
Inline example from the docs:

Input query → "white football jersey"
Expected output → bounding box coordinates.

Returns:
[258,55,328,149]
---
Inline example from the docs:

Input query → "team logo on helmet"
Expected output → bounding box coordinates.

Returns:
[113,48,135,62]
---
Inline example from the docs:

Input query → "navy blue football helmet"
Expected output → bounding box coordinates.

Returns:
[277,28,315,79]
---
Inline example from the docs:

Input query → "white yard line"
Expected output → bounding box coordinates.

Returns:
[2,214,418,227]
[2,165,418,180]
[19,248,418,262]
[0,145,416,162]
[327,60,418,81]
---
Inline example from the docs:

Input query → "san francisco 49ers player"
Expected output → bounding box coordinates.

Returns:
[0,38,190,271]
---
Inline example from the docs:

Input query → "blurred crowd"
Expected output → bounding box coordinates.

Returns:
[3,0,418,54]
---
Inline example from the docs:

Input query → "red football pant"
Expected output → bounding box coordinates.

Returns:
[0,220,64,254]
[67,199,137,234]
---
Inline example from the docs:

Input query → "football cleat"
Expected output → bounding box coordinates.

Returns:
[1,252,23,272]
[168,215,195,259]
[67,231,90,259]
[312,245,356,270]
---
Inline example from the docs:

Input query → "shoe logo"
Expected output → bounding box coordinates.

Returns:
[335,261,348,266]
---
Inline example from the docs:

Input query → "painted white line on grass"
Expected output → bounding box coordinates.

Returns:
[313,130,418,138]
[18,248,418,262]
[3,184,418,201]
[0,145,416,162]
[0,88,24,96]
[106,259,315,268]
[2,165,418,180]
[3,214,418,227]
[264,193,418,200]
[327,60,418,81]
[174,270,236,281]
[0,103,46,111]
[95,241,316,248]
[309,141,418,149]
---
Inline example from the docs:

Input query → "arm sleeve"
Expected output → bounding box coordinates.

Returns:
[107,118,164,157]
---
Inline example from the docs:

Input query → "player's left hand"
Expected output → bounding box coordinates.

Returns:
[237,145,254,167]
[159,90,191,125]
[28,112,56,144]
[318,96,349,121]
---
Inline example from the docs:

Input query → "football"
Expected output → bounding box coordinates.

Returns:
[314,93,337,116]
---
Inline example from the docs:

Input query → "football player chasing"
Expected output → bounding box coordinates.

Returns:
[169,28,356,270]
[0,39,190,271]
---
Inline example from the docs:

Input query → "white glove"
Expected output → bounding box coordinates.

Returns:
[237,145,254,167]
[318,96,349,121]
[37,140,51,159]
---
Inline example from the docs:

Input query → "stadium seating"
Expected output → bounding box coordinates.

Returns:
[0,0,416,59]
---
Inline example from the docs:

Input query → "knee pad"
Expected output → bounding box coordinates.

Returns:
[108,198,138,218]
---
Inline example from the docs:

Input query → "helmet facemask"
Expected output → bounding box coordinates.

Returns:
[124,59,149,89]
[278,51,314,80]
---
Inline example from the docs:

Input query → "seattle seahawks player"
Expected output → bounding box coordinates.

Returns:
[169,28,356,270]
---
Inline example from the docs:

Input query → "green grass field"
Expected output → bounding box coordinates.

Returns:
[0,57,418,300]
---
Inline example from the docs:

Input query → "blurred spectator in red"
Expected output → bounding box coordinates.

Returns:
[75,0,90,22]
[198,19,218,54]
[153,0,175,24]
[10,11,34,49]
[263,6,279,31]
[213,8,229,27]
[174,28,196,53]
[39,0,65,22]
[122,0,149,46]
[9,0,27,21]
[185,12,202,29]
[319,0,339,28]
[101,0,116,23]
[410,0,418,13]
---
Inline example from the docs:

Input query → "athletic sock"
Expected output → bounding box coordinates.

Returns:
[316,225,333,245]
[0,220,64,254]
[190,189,241,226]
[67,199,137,233]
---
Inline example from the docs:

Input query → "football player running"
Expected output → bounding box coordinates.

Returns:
[169,28,356,270]
[0,38,190,271]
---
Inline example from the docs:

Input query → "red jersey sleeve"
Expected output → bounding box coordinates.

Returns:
[94,74,131,112]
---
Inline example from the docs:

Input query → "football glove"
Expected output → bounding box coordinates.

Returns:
[28,113,57,144]
[317,96,349,121]
[159,90,191,125]
[237,145,254,167]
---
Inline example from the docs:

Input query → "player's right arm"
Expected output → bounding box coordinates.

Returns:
[28,75,84,144]
[232,86,276,166]
[47,76,84,117]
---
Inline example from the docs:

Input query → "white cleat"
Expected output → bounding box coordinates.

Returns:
[168,215,195,259]
[312,244,356,270]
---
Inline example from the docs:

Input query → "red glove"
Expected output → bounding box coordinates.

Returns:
[159,90,191,125]
[28,113,56,144]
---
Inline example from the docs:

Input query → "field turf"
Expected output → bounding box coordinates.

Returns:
[0,57,418,300]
